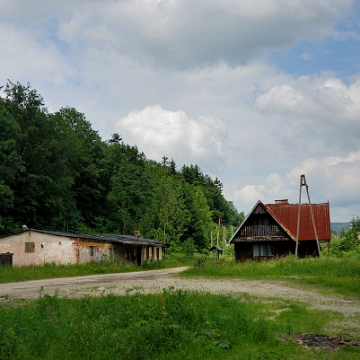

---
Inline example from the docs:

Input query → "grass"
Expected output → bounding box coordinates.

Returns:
[0,288,358,359]
[1,256,359,359]
[181,256,360,297]
[0,256,192,283]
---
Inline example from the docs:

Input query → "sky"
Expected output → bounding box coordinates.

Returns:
[1,0,360,222]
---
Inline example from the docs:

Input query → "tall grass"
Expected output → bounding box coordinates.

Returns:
[181,257,360,297]
[0,257,188,283]
[0,288,354,359]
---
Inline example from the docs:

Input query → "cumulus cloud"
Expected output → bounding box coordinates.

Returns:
[116,105,228,170]
[1,0,352,70]
[233,151,360,221]
[1,0,359,221]
[255,76,360,154]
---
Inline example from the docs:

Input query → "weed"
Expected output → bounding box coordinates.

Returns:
[180,257,360,297]
[0,290,358,359]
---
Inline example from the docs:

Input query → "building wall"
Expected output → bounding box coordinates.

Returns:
[0,231,164,266]
[77,240,114,264]
[0,232,76,266]
[234,240,321,262]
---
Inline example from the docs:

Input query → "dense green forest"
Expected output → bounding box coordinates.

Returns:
[0,81,244,251]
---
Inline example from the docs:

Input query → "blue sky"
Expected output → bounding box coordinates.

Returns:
[271,2,360,77]
[1,0,360,222]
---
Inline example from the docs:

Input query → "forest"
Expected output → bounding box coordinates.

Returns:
[0,81,244,252]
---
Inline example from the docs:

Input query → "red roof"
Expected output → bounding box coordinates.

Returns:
[266,202,331,241]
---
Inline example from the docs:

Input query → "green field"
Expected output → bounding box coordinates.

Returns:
[180,256,360,297]
[1,288,359,359]
[0,257,360,359]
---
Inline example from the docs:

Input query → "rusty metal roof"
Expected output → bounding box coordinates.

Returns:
[266,202,331,241]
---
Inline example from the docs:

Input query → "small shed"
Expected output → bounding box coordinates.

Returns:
[209,245,223,258]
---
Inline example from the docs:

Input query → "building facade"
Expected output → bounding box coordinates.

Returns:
[0,229,167,267]
[229,200,331,262]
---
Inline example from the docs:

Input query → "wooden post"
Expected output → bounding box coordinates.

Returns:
[295,176,304,259]
[223,225,226,248]
[305,181,322,260]
[216,217,221,246]
[295,174,322,260]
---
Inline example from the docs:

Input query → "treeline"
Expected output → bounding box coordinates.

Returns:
[329,217,360,258]
[0,81,243,251]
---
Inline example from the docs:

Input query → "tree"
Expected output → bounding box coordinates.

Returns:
[0,99,23,233]
[56,107,106,230]
[1,81,80,231]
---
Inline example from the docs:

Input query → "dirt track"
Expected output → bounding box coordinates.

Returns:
[1,267,359,334]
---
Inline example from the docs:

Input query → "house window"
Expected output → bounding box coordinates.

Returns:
[25,242,35,253]
[89,246,94,256]
[253,244,273,257]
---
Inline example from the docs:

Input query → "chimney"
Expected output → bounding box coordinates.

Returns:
[134,230,141,237]
[275,199,289,204]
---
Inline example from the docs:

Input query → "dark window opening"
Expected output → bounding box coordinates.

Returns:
[253,244,273,257]
[25,242,35,253]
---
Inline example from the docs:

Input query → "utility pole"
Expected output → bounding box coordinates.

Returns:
[295,174,322,260]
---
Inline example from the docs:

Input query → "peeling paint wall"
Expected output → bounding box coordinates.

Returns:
[0,232,76,266]
[0,231,164,267]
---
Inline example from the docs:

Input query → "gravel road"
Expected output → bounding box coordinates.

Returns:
[1,266,359,333]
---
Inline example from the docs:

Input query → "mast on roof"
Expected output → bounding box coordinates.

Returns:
[295,174,322,260]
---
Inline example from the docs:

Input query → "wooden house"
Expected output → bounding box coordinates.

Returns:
[0,229,167,267]
[229,199,331,262]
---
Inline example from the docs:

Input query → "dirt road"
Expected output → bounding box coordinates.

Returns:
[1,267,359,333]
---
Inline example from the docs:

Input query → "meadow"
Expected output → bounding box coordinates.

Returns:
[181,256,360,297]
[1,287,359,359]
[1,256,360,359]
[0,257,187,283]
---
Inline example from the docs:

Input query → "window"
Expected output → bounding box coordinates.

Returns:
[89,246,94,256]
[253,244,273,257]
[25,242,35,253]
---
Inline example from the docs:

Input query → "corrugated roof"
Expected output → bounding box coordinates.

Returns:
[96,233,167,247]
[0,229,168,247]
[266,202,331,241]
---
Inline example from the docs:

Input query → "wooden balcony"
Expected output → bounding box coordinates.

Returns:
[237,225,287,240]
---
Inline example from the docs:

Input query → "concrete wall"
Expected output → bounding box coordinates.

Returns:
[0,231,164,266]
[0,231,76,266]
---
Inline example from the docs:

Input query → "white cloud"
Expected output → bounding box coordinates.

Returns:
[1,0,351,70]
[255,75,360,155]
[116,105,228,169]
[233,151,360,221]
[0,0,359,222]
[234,185,266,205]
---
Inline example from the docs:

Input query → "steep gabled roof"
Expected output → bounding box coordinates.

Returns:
[229,200,331,243]
[229,200,294,243]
